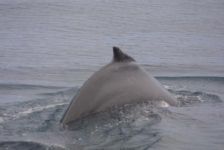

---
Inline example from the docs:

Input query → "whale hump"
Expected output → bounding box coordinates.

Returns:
[113,47,135,62]
[60,47,178,125]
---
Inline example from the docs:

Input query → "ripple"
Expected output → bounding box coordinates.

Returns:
[172,90,222,106]
[0,141,65,150]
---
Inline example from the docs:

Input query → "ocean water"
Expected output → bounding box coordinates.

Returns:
[0,0,224,149]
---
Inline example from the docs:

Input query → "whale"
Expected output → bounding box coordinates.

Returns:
[61,47,178,125]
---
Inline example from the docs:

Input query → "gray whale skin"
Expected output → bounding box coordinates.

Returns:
[61,47,178,125]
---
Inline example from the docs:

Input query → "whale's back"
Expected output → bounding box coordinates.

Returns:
[61,47,177,125]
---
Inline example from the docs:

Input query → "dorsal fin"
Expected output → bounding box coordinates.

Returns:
[113,47,135,62]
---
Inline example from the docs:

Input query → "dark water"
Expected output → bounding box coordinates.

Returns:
[0,0,224,150]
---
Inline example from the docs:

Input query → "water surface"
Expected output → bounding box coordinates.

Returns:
[0,0,224,149]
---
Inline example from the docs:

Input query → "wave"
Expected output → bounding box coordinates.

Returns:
[13,103,67,119]
[172,90,223,106]
[156,76,224,81]
[0,75,223,149]
[1,79,222,124]
[0,141,65,150]
[0,83,66,90]
[0,85,222,149]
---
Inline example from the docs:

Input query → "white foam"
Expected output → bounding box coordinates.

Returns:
[197,95,204,102]
[159,101,170,108]
[13,103,67,119]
